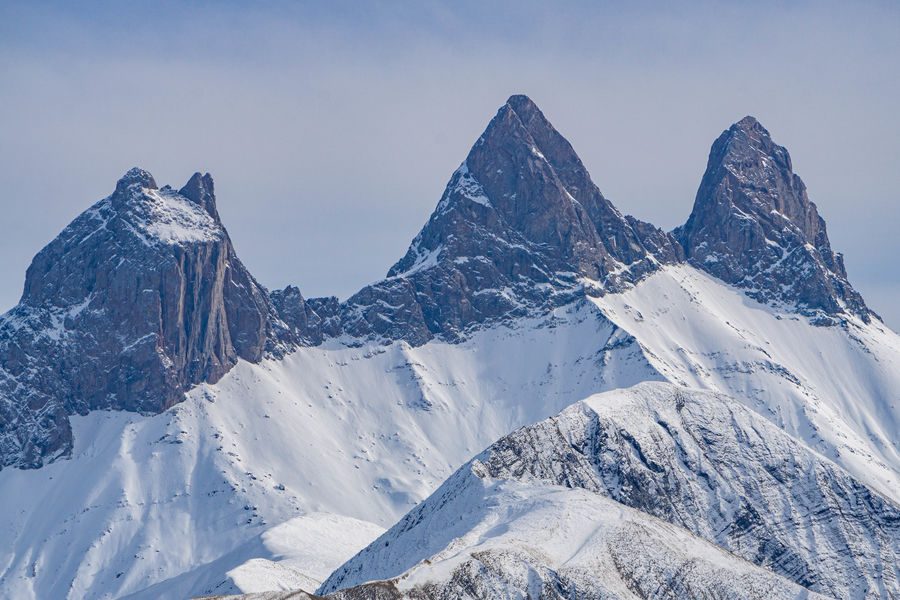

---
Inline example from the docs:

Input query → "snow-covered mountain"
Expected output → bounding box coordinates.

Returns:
[0,95,897,599]
[320,383,897,599]
[0,169,302,470]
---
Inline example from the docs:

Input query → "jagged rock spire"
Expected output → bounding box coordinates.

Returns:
[0,169,297,469]
[677,117,871,322]
[179,172,219,219]
[345,95,682,343]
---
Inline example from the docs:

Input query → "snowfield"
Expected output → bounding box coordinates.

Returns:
[323,382,898,599]
[0,302,656,599]
[0,266,898,598]
[590,265,900,498]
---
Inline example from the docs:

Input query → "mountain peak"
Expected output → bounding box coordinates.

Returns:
[677,117,870,322]
[1,166,296,469]
[503,93,542,121]
[345,95,681,344]
[714,115,793,175]
[734,114,763,130]
[178,171,219,219]
[482,94,579,176]
[115,167,157,194]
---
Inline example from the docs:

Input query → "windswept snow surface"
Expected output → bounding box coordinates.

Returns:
[128,513,384,598]
[317,462,833,599]
[0,303,657,599]
[322,383,898,599]
[588,265,900,499]
[2,265,899,598]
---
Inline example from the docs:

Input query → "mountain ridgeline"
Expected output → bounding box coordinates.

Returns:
[0,95,875,470]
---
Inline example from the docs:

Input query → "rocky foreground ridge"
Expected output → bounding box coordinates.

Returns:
[318,383,898,600]
[212,384,898,600]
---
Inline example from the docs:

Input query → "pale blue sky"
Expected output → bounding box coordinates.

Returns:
[1,1,899,327]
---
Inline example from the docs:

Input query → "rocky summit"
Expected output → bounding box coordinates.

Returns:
[676,116,871,323]
[339,95,683,344]
[0,169,304,469]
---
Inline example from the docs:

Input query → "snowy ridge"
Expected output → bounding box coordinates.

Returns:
[589,265,900,498]
[304,479,830,599]
[0,303,659,599]
[322,383,898,599]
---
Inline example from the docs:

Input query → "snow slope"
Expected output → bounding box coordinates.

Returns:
[589,265,900,498]
[130,513,384,598]
[312,480,831,599]
[0,303,657,599]
[323,383,898,599]
[1,266,899,598]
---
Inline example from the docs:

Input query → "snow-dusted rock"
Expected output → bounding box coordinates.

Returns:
[322,383,898,599]
[676,116,870,323]
[338,94,682,345]
[0,169,305,469]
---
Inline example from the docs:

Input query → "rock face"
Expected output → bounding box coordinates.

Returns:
[323,383,899,599]
[0,169,304,469]
[676,116,871,323]
[340,95,683,344]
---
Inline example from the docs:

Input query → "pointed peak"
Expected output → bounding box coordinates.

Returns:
[180,172,213,193]
[709,115,789,175]
[473,94,580,177]
[504,94,541,117]
[732,115,765,132]
[115,167,157,194]
[178,172,218,218]
[496,94,554,137]
[679,116,871,322]
[720,115,776,152]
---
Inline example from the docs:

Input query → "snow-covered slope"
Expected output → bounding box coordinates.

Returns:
[0,303,658,599]
[322,383,898,599]
[3,255,899,600]
[229,481,832,600]
[589,265,900,499]
[131,513,384,598]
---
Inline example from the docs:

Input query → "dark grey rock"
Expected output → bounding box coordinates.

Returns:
[269,286,341,345]
[0,169,308,469]
[340,95,683,344]
[676,116,872,323]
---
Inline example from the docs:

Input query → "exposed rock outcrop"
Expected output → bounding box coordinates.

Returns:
[0,169,304,468]
[676,116,871,323]
[341,95,683,344]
